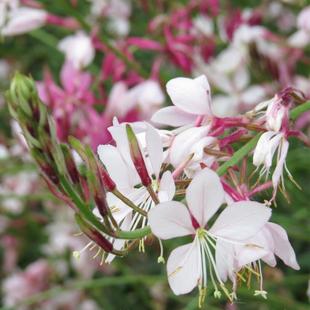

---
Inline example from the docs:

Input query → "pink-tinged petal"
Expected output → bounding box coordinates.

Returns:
[166,76,211,115]
[146,124,163,178]
[272,139,289,189]
[267,222,300,270]
[97,145,132,189]
[215,240,235,282]
[60,61,76,93]
[158,171,175,202]
[151,106,197,127]
[167,242,201,295]
[186,168,224,227]
[148,202,194,239]
[170,126,210,168]
[210,201,271,241]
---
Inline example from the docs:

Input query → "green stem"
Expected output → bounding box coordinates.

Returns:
[216,100,310,176]
[290,100,310,121]
[116,225,152,239]
[216,134,262,176]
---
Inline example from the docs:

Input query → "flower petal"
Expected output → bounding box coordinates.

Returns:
[97,145,132,189]
[151,106,197,126]
[210,201,271,241]
[272,139,289,189]
[146,124,163,178]
[158,171,175,202]
[170,126,210,168]
[148,202,194,239]
[166,76,211,115]
[186,168,224,227]
[215,240,235,282]
[267,222,300,270]
[167,242,201,295]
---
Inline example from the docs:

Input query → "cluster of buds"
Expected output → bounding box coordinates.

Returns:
[6,73,310,307]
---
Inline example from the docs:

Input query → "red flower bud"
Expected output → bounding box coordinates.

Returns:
[126,124,151,187]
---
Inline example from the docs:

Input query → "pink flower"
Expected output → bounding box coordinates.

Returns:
[149,168,271,302]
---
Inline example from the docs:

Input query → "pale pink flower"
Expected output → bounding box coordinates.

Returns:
[105,80,164,121]
[288,6,310,48]
[234,222,300,271]
[149,168,271,300]
[1,7,47,36]
[58,32,95,69]
[152,75,212,127]
[2,260,50,307]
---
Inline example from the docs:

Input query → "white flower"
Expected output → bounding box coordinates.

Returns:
[58,32,95,69]
[97,121,175,261]
[105,80,164,120]
[149,168,271,300]
[1,7,47,36]
[152,75,212,127]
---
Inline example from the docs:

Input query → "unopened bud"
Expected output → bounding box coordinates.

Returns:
[75,214,113,253]
[126,124,151,187]
[98,165,116,192]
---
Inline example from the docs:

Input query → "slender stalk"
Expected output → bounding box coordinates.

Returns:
[290,100,310,121]
[112,189,147,217]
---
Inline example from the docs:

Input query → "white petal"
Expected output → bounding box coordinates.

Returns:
[253,131,277,167]
[151,106,197,126]
[146,124,163,178]
[272,139,289,189]
[170,126,210,168]
[148,202,194,239]
[215,240,235,282]
[97,145,132,189]
[166,76,211,115]
[167,242,201,295]
[267,222,300,270]
[210,201,271,241]
[158,171,175,202]
[186,168,224,227]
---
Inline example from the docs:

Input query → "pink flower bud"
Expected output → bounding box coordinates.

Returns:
[75,214,113,253]
[126,124,151,187]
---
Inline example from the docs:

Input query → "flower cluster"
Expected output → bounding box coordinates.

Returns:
[7,71,308,307]
[1,1,310,308]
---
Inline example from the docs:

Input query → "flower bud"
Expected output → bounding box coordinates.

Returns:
[75,214,113,253]
[126,124,151,187]
[98,165,116,192]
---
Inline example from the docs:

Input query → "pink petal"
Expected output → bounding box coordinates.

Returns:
[151,106,197,127]
[267,222,300,270]
[166,76,211,115]
[146,124,163,178]
[210,201,271,241]
[186,168,224,227]
[148,202,194,239]
[167,242,201,295]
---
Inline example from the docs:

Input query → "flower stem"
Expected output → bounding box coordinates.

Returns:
[290,100,310,121]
